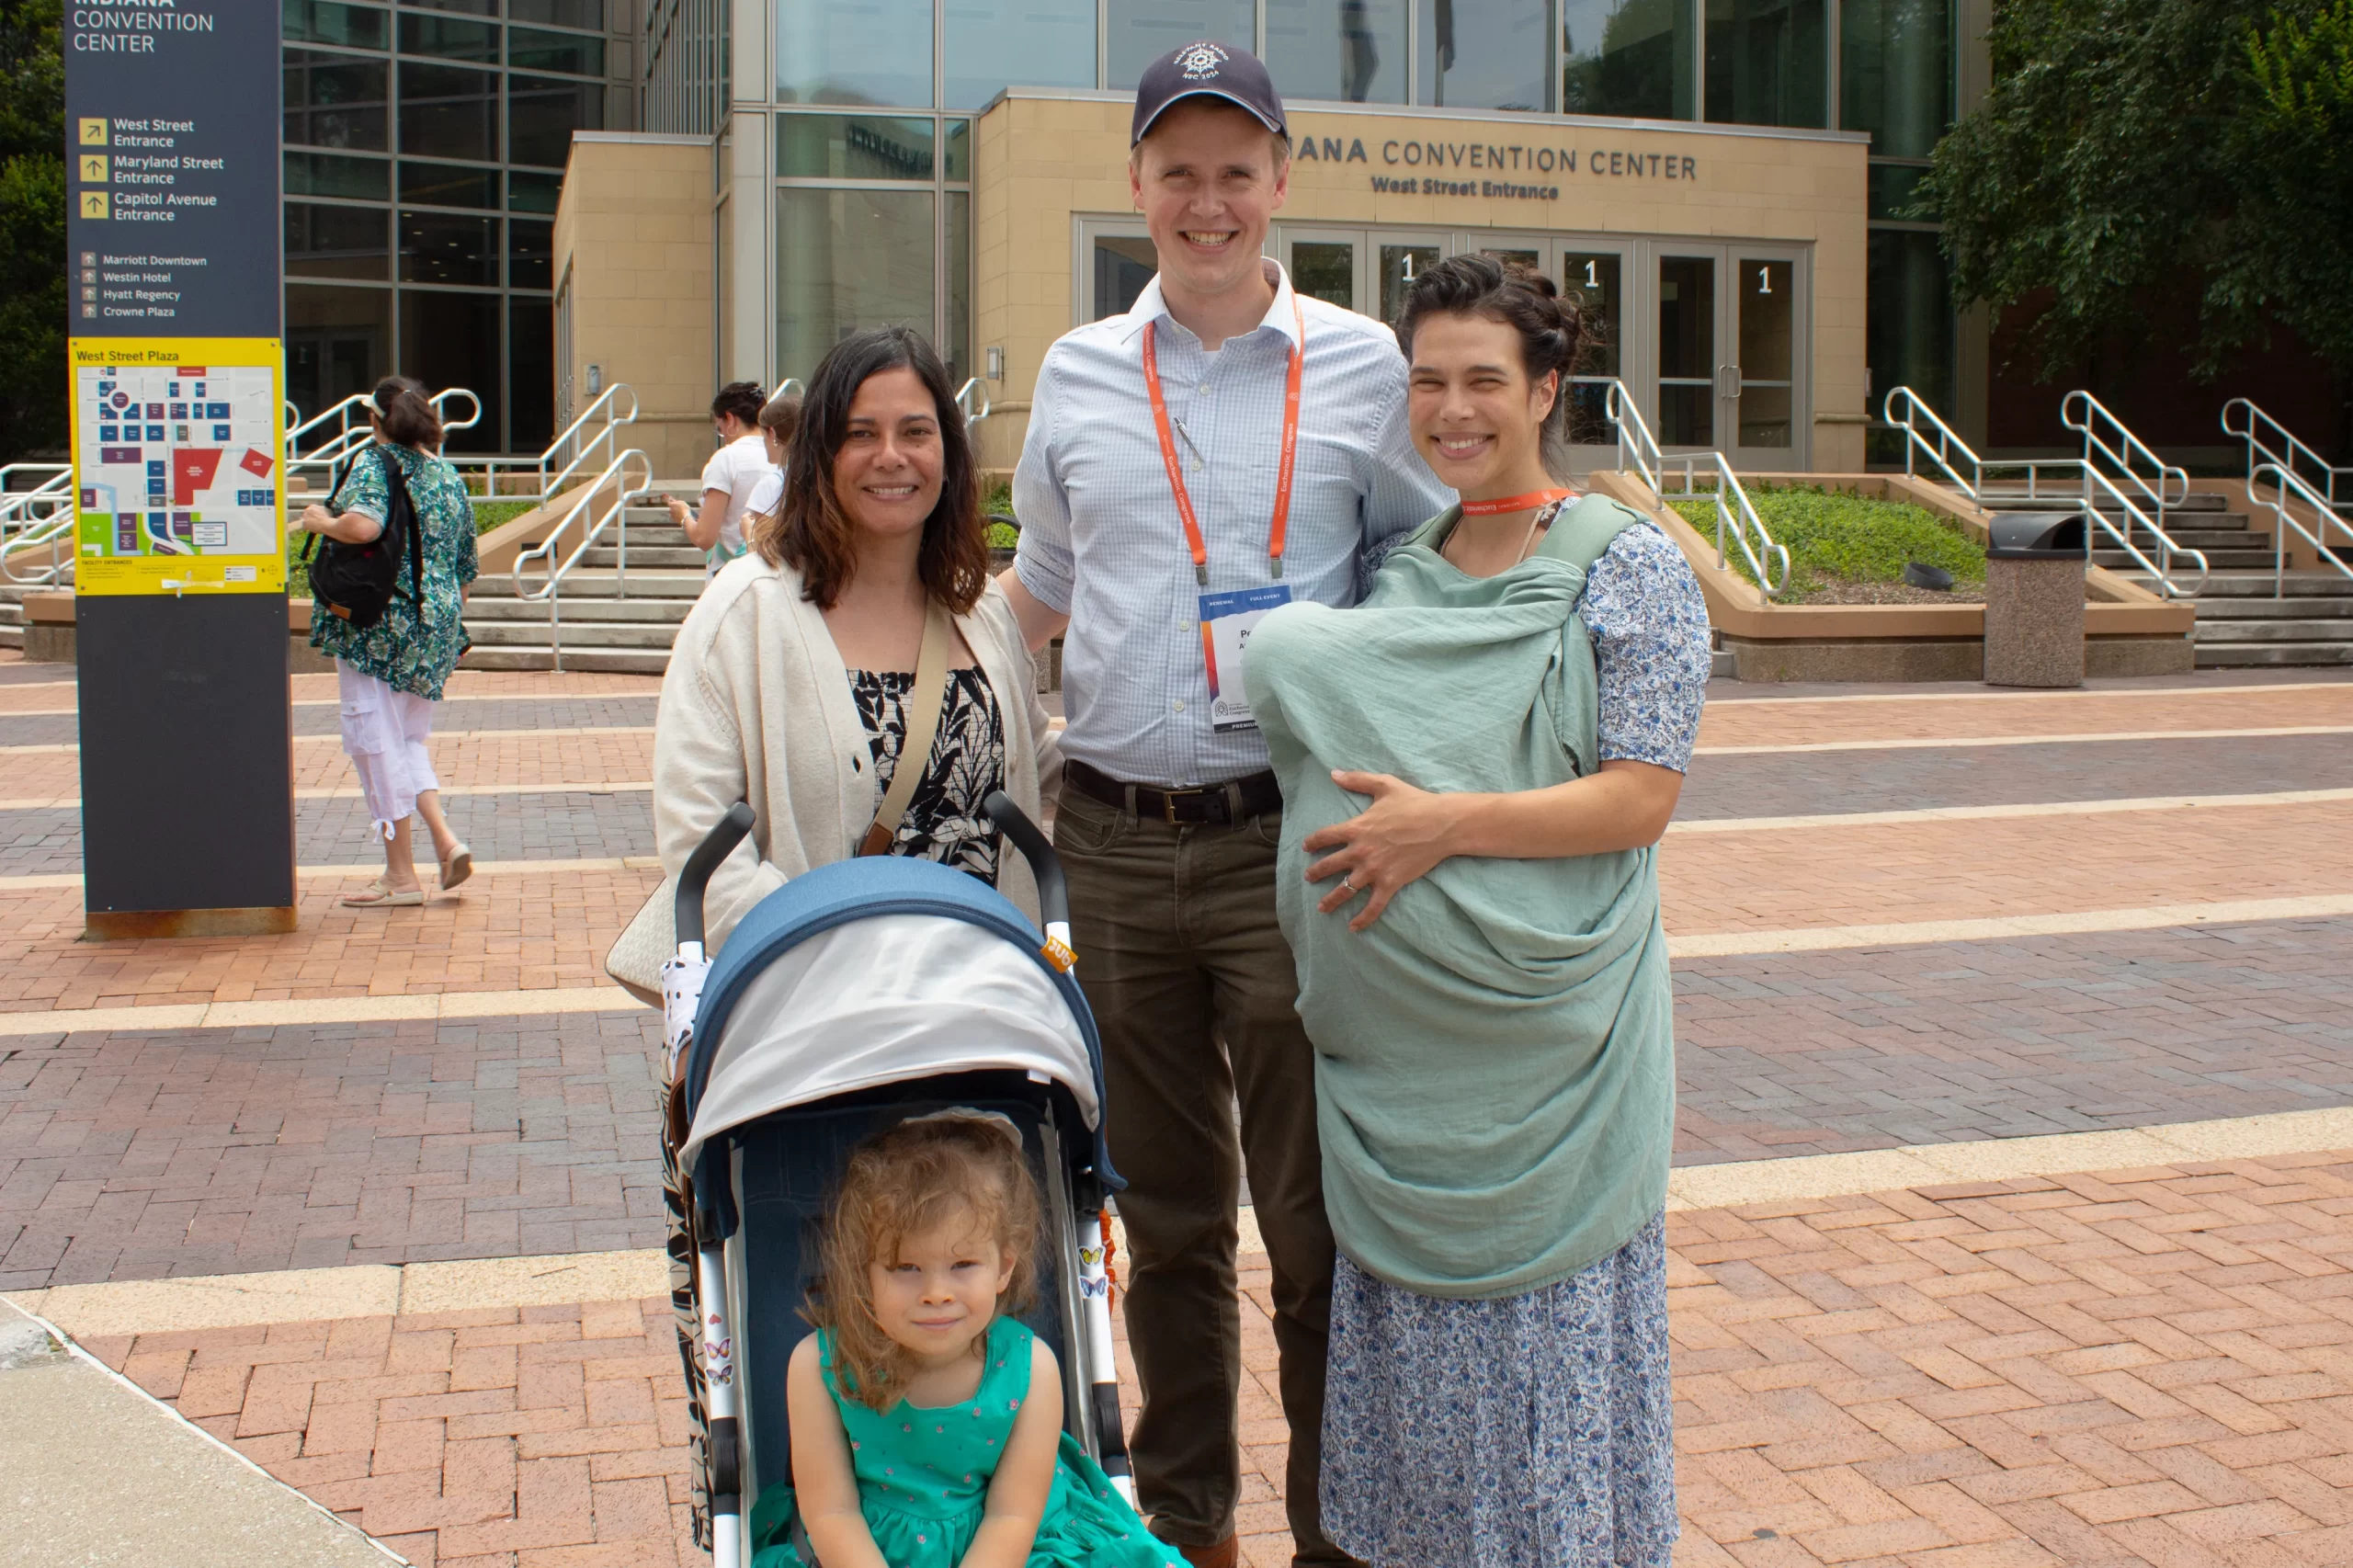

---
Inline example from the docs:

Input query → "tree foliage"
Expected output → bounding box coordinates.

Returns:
[0,0,64,462]
[1927,0,2353,409]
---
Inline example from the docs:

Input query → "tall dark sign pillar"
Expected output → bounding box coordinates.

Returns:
[64,6,297,937]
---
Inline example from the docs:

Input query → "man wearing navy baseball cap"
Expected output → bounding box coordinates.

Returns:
[1004,38,1448,1568]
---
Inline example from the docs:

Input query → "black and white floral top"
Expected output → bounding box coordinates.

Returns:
[847,665,1007,884]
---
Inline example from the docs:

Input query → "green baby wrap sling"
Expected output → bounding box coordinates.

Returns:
[1243,495,1677,1299]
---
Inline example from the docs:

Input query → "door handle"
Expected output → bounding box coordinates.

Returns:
[1718,365,1744,399]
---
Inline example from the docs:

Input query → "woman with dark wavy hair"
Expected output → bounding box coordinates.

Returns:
[633,326,1061,1551]
[1245,255,1711,1568]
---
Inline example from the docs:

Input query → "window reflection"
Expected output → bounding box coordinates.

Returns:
[1107,1,1256,91]
[777,188,938,380]
[1841,0,1951,157]
[1417,0,1552,111]
[1866,230,1951,430]
[1703,0,1825,128]
[944,0,1095,110]
[1093,235,1157,320]
[1560,0,1694,119]
[400,290,503,454]
[287,201,391,280]
[1267,0,1406,104]
[289,284,393,417]
[777,114,940,180]
[508,74,606,165]
[398,61,497,161]
[400,210,499,286]
[777,0,935,108]
[285,50,390,151]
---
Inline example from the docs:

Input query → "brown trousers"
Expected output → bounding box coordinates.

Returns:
[1053,786,1354,1565]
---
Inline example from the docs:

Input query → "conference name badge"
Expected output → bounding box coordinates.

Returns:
[1199,584,1290,733]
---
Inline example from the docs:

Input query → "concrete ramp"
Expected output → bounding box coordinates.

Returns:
[0,1302,404,1568]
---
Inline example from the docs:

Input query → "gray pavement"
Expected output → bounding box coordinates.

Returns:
[0,1301,399,1568]
[9,913,2353,1287]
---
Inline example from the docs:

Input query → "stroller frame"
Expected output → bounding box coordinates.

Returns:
[663,796,1131,1568]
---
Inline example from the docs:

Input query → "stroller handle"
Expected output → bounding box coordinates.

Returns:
[676,801,757,949]
[983,791,1070,937]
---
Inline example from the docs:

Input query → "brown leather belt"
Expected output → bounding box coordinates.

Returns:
[1064,758,1282,826]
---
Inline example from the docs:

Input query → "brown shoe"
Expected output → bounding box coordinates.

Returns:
[1177,1537,1238,1568]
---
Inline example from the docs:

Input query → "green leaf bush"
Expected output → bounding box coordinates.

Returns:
[1666,483,1985,598]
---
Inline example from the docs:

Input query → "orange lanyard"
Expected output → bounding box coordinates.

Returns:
[1142,294,1306,585]
[1459,487,1573,516]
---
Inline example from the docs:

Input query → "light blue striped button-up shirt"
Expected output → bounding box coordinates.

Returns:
[1014,262,1452,788]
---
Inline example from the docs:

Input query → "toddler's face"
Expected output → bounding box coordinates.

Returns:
[868,1207,1016,1360]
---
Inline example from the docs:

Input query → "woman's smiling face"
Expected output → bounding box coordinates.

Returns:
[833,366,945,541]
[1406,312,1558,496]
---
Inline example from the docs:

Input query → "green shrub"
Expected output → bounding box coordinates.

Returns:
[983,476,1017,551]
[1666,483,1984,596]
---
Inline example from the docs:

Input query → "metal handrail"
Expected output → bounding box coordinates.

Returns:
[531,382,641,507]
[955,377,992,428]
[0,511,75,585]
[1606,381,1665,496]
[2063,389,2190,524]
[0,467,76,585]
[2249,461,2353,597]
[1885,385,2208,598]
[287,386,484,502]
[2224,398,2351,516]
[508,448,655,672]
[1881,387,2100,502]
[1607,380,1790,599]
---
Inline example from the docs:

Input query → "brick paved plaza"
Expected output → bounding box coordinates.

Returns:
[8,654,2353,1565]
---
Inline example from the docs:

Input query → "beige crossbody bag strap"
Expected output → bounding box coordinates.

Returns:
[857,598,953,857]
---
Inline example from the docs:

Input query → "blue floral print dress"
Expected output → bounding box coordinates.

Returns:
[1319,505,1709,1568]
[749,1317,1181,1568]
[308,442,479,699]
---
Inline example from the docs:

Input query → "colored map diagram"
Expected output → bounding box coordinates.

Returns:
[71,338,284,595]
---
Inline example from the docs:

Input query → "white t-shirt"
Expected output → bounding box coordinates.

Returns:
[745,469,783,519]
[699,434,774,574]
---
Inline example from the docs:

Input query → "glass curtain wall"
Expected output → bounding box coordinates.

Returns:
[1561,0,1695,118]
[1840,0,1954,447]
[735,0,1958,430]
[283,0,621,454]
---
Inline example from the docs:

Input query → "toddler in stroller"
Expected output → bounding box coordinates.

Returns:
[766,1111,1178,1567]
[665,795,1171,1568]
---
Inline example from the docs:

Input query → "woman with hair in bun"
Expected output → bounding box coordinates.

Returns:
[297,375,480,908]
[1244,254,1710,1568]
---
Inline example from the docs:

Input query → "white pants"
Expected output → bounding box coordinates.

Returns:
[336,660,440,839]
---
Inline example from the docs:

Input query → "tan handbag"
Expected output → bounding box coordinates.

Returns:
[605,602,957,1005]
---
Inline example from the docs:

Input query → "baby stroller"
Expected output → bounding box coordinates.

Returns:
[665,795,1130,1568]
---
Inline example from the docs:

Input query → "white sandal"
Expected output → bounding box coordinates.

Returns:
[342,878,426,908]
[439,841,474,892]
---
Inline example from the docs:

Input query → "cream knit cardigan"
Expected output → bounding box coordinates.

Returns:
[652,552,1063,955]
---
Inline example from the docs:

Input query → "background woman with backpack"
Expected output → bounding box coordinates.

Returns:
[296,376,481,909]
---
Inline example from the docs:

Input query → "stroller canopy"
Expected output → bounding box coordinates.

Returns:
[679,857,1112,1181]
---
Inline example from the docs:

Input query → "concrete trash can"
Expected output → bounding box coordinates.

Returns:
[1983,511,2088,688]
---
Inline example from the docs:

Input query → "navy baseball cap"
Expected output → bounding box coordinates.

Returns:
[1131,41,1288,146]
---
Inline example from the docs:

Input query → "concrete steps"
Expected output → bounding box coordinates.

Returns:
[2175,572,2353,667]
[461,502,701,673]
[1977,490,2353,667]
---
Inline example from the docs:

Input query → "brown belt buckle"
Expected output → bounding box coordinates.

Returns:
[1160,789,1188,824]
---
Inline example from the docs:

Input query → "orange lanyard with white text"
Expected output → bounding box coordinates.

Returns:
[1141,294,1306,585]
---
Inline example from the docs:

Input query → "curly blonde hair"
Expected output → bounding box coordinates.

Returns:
[810,1112,1042,1411]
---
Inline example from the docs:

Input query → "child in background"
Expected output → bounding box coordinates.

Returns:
[756,1112,1180,1568]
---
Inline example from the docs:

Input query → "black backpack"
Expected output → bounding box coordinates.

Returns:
[305,447,424,630]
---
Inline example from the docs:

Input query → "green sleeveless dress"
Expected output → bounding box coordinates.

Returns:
[747,1317,1181,1568]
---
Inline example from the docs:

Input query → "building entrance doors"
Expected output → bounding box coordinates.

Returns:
[1653,244,1808,470]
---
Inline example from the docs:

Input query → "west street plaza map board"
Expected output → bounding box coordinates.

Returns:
[70,337,286,596]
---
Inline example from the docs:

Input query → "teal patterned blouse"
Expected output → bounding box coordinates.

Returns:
[308,442,480,699]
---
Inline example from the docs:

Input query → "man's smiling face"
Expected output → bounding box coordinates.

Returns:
[1131,98,1290,306]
